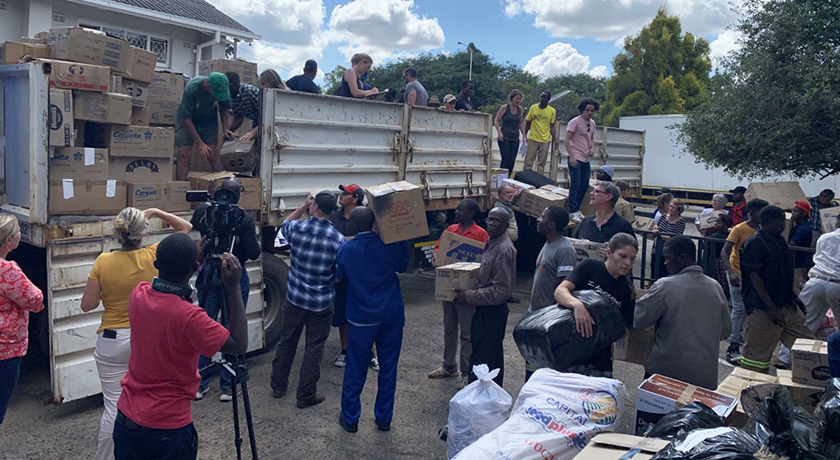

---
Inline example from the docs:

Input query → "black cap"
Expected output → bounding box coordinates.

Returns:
[314,190,337,215]
[730,186,747,194]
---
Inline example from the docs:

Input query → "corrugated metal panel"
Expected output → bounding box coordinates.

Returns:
[48,230,264,403]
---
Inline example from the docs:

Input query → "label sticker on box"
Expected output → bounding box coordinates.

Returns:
[62,179,74,199]
[84,147,95,166]
[106,180,116,198]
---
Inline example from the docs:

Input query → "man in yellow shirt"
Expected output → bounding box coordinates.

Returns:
[524,91,558,175]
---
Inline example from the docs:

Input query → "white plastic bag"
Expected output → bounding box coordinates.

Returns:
[519,141,528,158]
[453,369,626,460]
[446,365,512,459]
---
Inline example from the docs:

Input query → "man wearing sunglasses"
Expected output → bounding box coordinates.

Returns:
[566,98,600,221]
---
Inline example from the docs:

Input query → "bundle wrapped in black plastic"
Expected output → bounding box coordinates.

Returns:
[741,384,826,460]
[512,290,627,370]
[644,402,724,440]
[812,378,840,460]
[650,427,761,460]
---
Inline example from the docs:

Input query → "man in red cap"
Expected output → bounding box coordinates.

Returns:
[789,200,813,294]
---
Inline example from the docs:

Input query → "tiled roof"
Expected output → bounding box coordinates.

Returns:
[106,0,254,34]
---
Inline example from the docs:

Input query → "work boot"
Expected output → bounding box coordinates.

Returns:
[297,393,326,409]
[427,367,458,379]
[339,415,358,433]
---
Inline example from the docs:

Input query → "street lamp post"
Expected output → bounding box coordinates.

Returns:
[457,41,473,80]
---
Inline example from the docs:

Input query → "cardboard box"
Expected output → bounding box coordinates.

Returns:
[745,181,807,210]
[575,433,669,460]
[148,98,180,126]
[122,79,149,107]
[434,231,484,267]
[490,168,508,191]
[730,367,780,384]
[131,106,150,126]
[165,181,191,212]
[434,262,480,301]
[49,179,127,215]
[634,374,738,435]
[715,372,780,427]
[126,48,156,83]
[501,178,535,194]
[148,71,185,101]
[109,157,173,182]
[191,172,262,211]
[50,147,108,180]
[127,182,166,208]
[569,238,607,262]
[74,92,131,124]
[791,338,831,387]
[49,88,74,147]
[632,216,656,232]
[512,187,568,218]
[578,178,600,216]
[366,181,430,244]
[104,126,174,159]
[613,326,655,366]
[820,206,840,233]
[777,369,826,414]
[698,210,726,229]
[49,27,132,73]
[43,59,110,92]
[109,74,124,94]
[220,138,255,173]
[198,59,258,85]
[1,41,49,64]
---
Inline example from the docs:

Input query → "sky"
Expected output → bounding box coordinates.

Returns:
[206,0,744,84]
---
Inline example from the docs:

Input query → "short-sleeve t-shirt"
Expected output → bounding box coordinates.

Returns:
[454,94,474,111]
[117,282,230,429]
[286,75,320,94]
[89,243,159,333]
[565,258,635,372]
[740,231,794,314]
[566,115,596,162]
[176,77,221,125]
[727,222,758,275]
[529,238,578,312]
[526,104,557,143]
[405,80,428,106]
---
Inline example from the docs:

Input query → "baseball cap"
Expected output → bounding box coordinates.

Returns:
[207,72,231,102]
[443,94,457,104]
[314,190,337,215]
[339,184,365,200]
[599,165,614,179]
[730,186,747,194]
[794,200,812,214]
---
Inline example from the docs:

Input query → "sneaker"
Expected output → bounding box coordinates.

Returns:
[220,389,233,402]
[297,393,326,409]
[427,367,458,379]
[726,346,741,364]
[272,388,286,399]
[456,375,469,389]
[369,357,380,372]
[195,384,209,400]
[339,415,358,433]
[334,353,347,367]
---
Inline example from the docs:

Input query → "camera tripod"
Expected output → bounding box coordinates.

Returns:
[197,255,258,460]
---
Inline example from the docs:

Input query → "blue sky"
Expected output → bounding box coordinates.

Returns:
[209,0,742,83]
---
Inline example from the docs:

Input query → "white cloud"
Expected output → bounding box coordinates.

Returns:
[504,0,737,41]
[588,65,609,78]
[523,42,608,79]
[207,0,326,47]
[709,29,742,65]
[245,41,326,77]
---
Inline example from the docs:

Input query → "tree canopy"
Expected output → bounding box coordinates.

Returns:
[678,0,840,179]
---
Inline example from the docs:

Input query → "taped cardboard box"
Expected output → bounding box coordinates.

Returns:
[568,238,607,263]
[74,92,131,124]
[575,433,669,460]
[435,262,480,302]
[745,181,807,210]
[366,181,430,244]
[820,206,840,233]
[109,157,173,182]
[613,326,654,366]
[715,372,780,428]
[191,172,262,211]
[220,138,255,173]
[125,48,156,83]
[103,126,174,159]
[49,179,127,215]
[49,88,74,147]
[490,168,508,192]
[43,59,109,92]
[147,71,185,126]
[122,79,149,108]
[50,147,108,180]
[777,369,826,414]
[1,41,49,64]
[49,27,132,73]
[633,216,656,232]
[698,210,726,229]
[130,106,150,126]
[634,373,738,435]
[791,338,831,387]
[198,59,258,85]
[165,181,191,212]
[127,182,166,208]
[512,187,568,218]
[434,231,484,267]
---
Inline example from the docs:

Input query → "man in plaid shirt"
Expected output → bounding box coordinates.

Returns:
[225,72,261,142]
[270,190,345,408]
[808,189,838,240]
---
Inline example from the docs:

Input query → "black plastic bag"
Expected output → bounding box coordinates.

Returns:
[512,290,627,371]
[650,427,761,460]
[645,402,724,440]
[812,378,840,460]
[741,384,825,460]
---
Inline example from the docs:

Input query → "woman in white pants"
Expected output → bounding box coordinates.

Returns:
[80,207,192,460]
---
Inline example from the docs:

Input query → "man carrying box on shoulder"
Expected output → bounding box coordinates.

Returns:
[175,72,234,181]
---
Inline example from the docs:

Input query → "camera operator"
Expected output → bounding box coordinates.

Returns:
[113,234,248,459]
[190,178,261,401]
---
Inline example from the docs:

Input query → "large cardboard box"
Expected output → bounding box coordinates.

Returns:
[575,433,669,460]
[613,326,655,366]
[632,216,656,232]
[165,181,191,212]
[791,338,831,387]
[49,27,132,73]
[1,41,49,64]
[104,126,174,159]
[191,172,262,211]
[366,181,430,244]
[147,71,184,126]
[777,369,826,414]
[820,206,840,233]
[220,138,255,173]
[698,210,726,229]
[198,59,258,85]
[49,179,127,215]
[43,59,109,92]
[490,168,508,192]
[122,79,149,108]
[715,371,780,427]
[745,181,807,210]
[49,88,74,147]
[435,262,480,301]
[109,157,173,182]
[501,178,535,194]
[634,374,738,435]
[74,92,131,124]
[50,147,108,180]
[512,187,568,218]
[130,106,150,126]
[127,182,166,208]
[434,231,484,267]
[569,238,607,262]
[125,48,156,83]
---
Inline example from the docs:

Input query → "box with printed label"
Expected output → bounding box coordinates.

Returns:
[634,374,738,435]
[366,181,430,244]
[435,262,480,301]
[791,338,831,387]
[127,182,166,208]
[104,126,174,158]
[575,433,669,460]
[42,59,110,92]
[49,27,132,73]
[109,74,124,94]
[745,181,807,210]
[192,172,262,211]
[109,157,173,182]
[49,88,74,147]
[715,372,779,427]
[50,147,108,180]
[125,48,156,83]
[568,238,607,263]
[434,231,484,267]
[1,41,49,64]
[130,106,150,126]
[490,168,508,191]
[165,181,191,212]
[220,138,255,173]
[632,216,656,232]
[49,179,127,215]
[122,79,149,107]
[512,187,568,218]
[148,71,185,101]
[74,92,132,124]
[820,207,840,233]
[776,369,825,413]
[613,325,655,366]
[501,178,535,194]
[698,210,726,229]
[198,59,258,85]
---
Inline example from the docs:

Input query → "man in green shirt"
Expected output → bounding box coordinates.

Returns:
[175,72,234,181]
[524,91,558,175]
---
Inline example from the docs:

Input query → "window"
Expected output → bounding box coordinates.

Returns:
[149,37,169,65]
[78,22,170,68]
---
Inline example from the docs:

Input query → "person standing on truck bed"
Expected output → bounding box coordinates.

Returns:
[226,70,288,143]
[524,91,558,175]
[454,80,476,112]
[567,98,600,221]
[286,60,321,94]
[729,186,747,226]
[80,207,192,460]
[494,89,526,176]
[403,67,428,106]
[575,181,635,246]
[0,214,44,426]
[339,54,380,99]
[428,199,489,387]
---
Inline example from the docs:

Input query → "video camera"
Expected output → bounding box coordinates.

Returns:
[186,187,245,289]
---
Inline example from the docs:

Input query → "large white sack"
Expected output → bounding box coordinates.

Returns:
[447,365,512,459]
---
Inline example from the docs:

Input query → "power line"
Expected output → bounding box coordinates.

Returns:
[235,45,294,74]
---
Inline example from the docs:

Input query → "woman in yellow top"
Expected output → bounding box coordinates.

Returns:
[80,207,192,460]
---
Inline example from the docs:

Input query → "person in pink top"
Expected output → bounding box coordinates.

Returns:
[565,98,600,220]
[0,214,44,425]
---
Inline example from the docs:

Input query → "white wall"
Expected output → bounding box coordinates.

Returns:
[23,0,51,37]
[0,0,25,44]
[620,114,840,198]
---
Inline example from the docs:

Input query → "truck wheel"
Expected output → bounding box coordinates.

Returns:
[261,253,288,351]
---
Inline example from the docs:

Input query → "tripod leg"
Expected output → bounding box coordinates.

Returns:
[231,355,244,460]
[239,373,259,460]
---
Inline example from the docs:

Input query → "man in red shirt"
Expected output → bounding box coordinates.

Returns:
[113,233,249,460]
[729,186,747,225]
[428,199,489,386]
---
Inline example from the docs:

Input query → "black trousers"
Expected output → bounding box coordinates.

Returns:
[468,303,509,387]
[498,140,519,175]
[113,411,197,460]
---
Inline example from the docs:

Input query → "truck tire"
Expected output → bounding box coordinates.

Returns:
[261,253,288,351]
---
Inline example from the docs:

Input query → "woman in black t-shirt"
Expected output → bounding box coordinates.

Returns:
[553,233,638,377]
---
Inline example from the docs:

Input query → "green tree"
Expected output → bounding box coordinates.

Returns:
[678,0,840,179]
[323,65,347,95]
[603,7,711,125]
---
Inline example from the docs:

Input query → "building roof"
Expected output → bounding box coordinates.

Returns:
[110,0,254,34]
